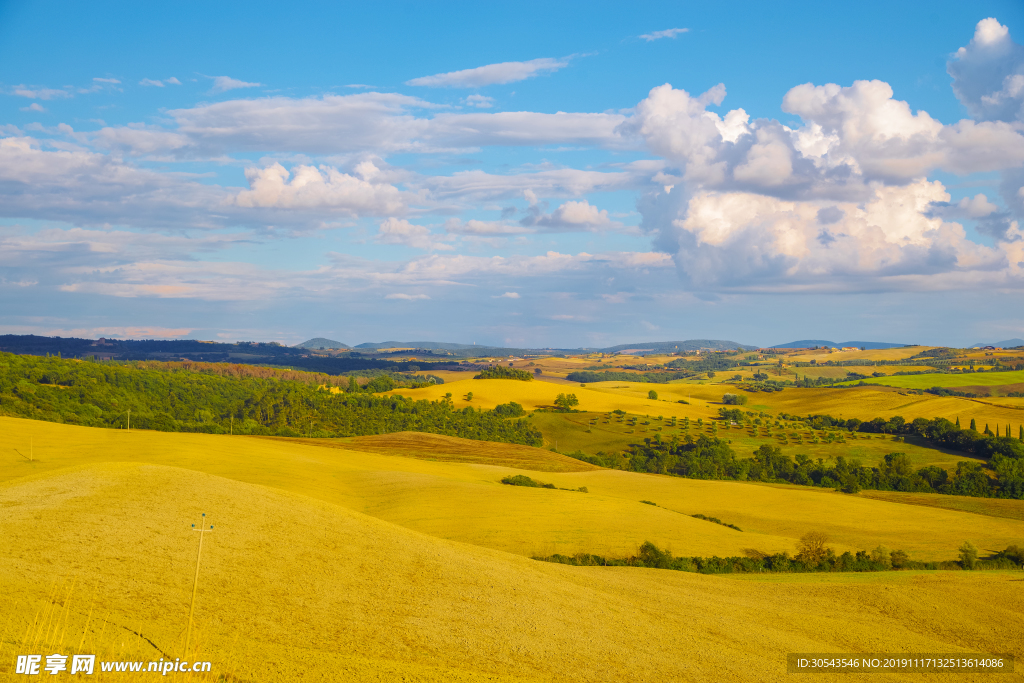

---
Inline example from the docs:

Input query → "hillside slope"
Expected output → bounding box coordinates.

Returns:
[4,416,1023,561]
[2,462,1021,682]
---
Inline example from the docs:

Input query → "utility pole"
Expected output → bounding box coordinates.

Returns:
[185,513,213,659]
[127,409,130,433]
[230,416,233,436]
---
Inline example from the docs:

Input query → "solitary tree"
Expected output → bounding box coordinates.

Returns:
[970,418,977,431]
[796,531,830,565]
[648,389,658,400]
[959,541,978,570]
[554,393,579,411]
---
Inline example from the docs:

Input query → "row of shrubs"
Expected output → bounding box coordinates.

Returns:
[534,539,1024,574]
[500,474,588,493]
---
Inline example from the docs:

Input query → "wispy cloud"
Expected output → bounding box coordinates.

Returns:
[210,76,263,93]
[494,291,520,298]
[140,77,182,87]
[385,293,430,300]
[639,28,690,41]
[463,94,495,108]
[93,77,121,84]
[12,85,72,100]
[20,103,46,113]
[407,57,570,88]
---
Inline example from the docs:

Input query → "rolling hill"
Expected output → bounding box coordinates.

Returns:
[3,416,1024,681]
[5,460,1022,682]
[295,337,350,349]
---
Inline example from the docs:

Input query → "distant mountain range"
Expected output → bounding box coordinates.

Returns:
[599,339,757,353]
[354,341,481,351]
[767,340,910,350]
[970,338,1024,348]
[299,338,928,354]
[302,338,760,355]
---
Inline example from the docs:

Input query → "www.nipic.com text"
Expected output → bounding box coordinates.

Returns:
[15,654,213,675]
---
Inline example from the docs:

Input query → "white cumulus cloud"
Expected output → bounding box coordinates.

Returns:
[948,18,1024,122]
[233,162,407,216]
[643,179,1020,292]
[376,218,454,251]
[521,199,622,231]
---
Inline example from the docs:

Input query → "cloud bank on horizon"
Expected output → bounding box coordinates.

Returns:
[1,7,1023,346]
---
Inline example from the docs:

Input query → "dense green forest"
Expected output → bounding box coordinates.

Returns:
[566,370,694,383]
[0,352,541,445]
[474,366,534,380]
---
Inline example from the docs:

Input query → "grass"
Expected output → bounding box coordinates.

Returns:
[3,414,1024,681]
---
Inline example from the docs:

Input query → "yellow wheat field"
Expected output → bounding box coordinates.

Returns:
[3,416,1024,681]
[2,462,1022,683]
[3,416,1023,560]
[390,377,1024,429]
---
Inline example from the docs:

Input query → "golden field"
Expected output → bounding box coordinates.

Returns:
[389,376,1024,438]
[2,414,1024,681]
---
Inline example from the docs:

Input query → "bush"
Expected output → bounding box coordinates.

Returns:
[492,401,526,417]
[691,513,742,532]
[501,474,555,489]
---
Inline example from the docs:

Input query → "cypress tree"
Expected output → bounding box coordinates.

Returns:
[956,416,960,428]
[970,418,977,431]
[1020,425,1023,441]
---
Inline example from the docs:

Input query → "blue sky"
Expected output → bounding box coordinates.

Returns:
[2,0,1024,347]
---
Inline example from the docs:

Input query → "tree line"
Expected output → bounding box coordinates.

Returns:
[534,538,1023,574]
[571,414,1024,498]
[0,352,541,445]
